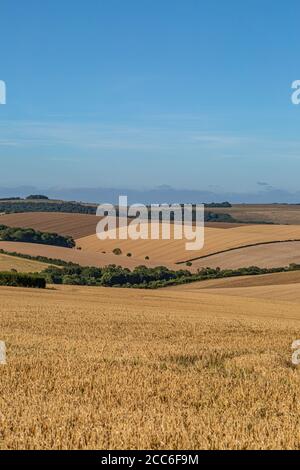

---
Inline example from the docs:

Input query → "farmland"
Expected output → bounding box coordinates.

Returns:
[0,241,161,270]
[179,270,300,290]
[0,212,99,239]
[0,211,241,239]
[2,211,300,269]
[1,282,300,449]
[210,204,300,225]
[1,206,300,449]
[76,224,300,265]
[191,241,300,270]
[0,253,51,273]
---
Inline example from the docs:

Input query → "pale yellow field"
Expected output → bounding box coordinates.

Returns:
[207,283,300,303]
[1,225,300,273]
[191,241,300,270]
[0,241,163,270]
[1,283,300,449]
[0,253,50,273]
[2,213,300,269]
[179,270,300,290]
[173,273,300,303]
[76,224,300,264]
[212,204,300,225]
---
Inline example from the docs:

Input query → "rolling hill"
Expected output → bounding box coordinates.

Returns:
[2,211,300,270]
[1,281,300,449]
[0,212,99,239]
[210,204,300,225]
[76,224,300,265]
[0,241,166,270]
[190,241,300,270]
[0,252,51,273]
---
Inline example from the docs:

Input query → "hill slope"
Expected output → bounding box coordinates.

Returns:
[76,224,300,264]
[0,253,51,273]
[0,212,99,238]
[1,283,300,449]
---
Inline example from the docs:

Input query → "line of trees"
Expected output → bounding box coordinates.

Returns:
[204,202,232,208]
[0,200,98,214]
[41,263,300,289]
[0,198,236,222]
[1,245,300,289]
[0,249,77,266]
[26,195,49,200]
[0,225,75,248]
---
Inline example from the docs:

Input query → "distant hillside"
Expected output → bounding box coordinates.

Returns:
[0,199,97,214]
[0,197,237,223]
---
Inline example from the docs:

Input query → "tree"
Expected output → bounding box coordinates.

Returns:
[26,195,49,200]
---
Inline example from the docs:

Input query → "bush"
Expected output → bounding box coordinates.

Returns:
[204,211,235,222]
[62,275,82,285]
[113,248,122,255]
[0,272,46,288]
[26,195,49,200]
[205,202,232,208]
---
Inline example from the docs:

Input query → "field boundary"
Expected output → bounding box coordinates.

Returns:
[0,248,78,267]
[177,239,300,264]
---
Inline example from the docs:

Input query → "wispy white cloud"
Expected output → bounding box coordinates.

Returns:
[1,120,300,160]
[190,132,248,147]
[0,121,157,151]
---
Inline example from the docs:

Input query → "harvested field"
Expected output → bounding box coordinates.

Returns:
[0,212,100,239]
[76,229,194,264]
[191,241,300,270]
[0,211,241,241]
[203,222,246,228]
[182,225,300,262]
[76,224,300,264]
[0,253,51,273]
[2,227,300,272]
[173,270,300,290]
[211,204,300,225]
[0,241,168,270]
[3,214,300,270]
[1,283,300,449]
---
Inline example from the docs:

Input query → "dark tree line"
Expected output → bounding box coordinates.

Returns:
[0,225,75,248]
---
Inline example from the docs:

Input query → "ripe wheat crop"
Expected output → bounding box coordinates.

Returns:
[1,283,300,449]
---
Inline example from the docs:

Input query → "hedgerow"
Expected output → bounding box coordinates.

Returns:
[0,272,46,288]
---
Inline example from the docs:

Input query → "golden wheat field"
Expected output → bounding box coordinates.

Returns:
[1,281,300,450]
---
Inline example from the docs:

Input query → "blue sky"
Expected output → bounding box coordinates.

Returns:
[0,0,300,197]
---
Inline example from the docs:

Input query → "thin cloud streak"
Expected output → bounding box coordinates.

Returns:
[1,120,300,159]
